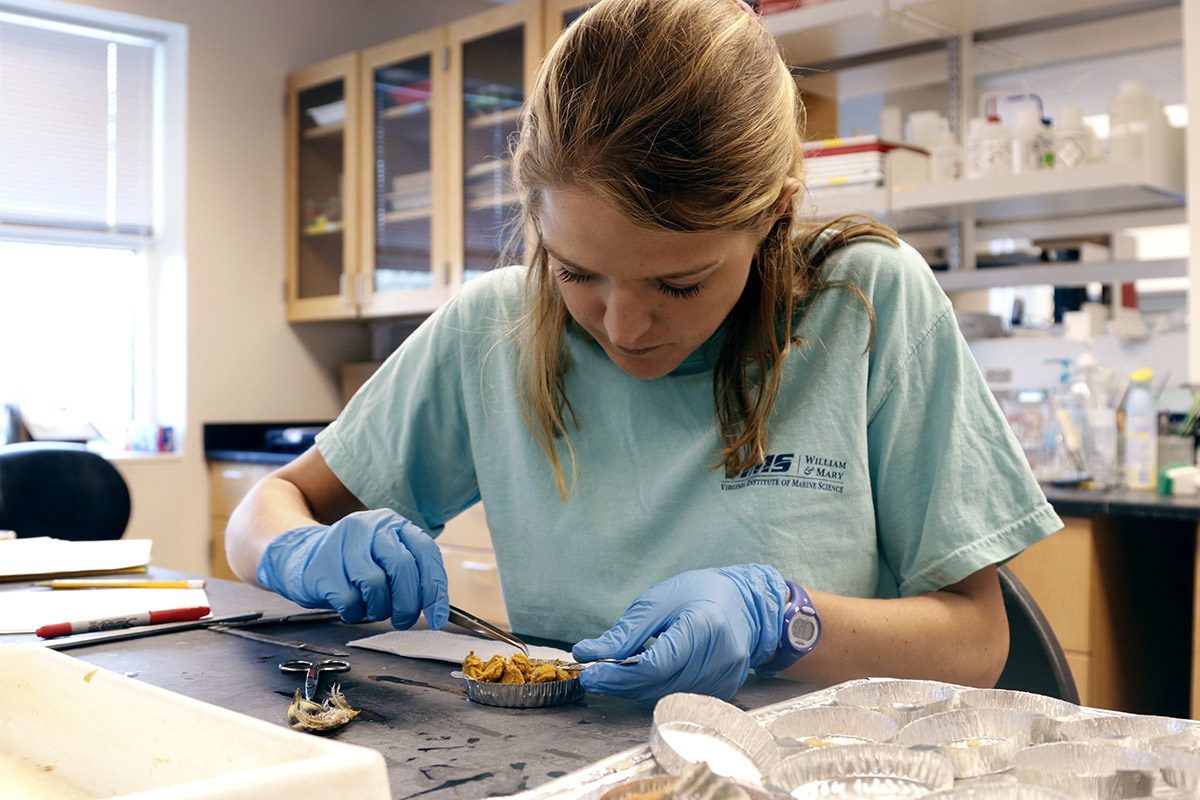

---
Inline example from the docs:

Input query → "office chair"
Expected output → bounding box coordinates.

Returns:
[994,564,1081,705]
[0,442,131,541]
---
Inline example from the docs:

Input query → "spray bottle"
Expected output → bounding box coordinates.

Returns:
[1123,368,1158,490]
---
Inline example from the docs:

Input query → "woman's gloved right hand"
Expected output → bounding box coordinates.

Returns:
[256,508,449,630]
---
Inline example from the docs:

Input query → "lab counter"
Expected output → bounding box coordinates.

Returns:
[1042,484,1200,521]
[5,569,821,800]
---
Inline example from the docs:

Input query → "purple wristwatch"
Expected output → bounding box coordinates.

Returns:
[757,580,821,677]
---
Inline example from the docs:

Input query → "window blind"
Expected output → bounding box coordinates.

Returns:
[0,12,156,236]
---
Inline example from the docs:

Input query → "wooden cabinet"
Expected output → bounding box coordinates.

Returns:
[1008,513,1196,717]
[356,29,450,318]
[286,0,542,322]
[542,0,590,50]
[286,53,362,321]
[1006,517,1101,705]
[208,461,276,582]
[439,504,508,628]
[445,2,543,293]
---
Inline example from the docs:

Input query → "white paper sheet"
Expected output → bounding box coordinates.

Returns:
[0,537,153,579]
[0,587,210,634]
[348,629,573,664]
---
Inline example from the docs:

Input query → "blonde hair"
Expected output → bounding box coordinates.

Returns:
[511,0,897,499]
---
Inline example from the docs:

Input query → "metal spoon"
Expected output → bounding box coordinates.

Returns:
[557,658,640,671]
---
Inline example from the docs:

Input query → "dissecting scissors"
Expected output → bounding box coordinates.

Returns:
[279,658,351,701]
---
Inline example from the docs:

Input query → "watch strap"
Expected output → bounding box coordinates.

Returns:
[756,580,820,678]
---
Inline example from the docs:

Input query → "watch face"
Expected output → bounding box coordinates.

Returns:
[789,613,819,649]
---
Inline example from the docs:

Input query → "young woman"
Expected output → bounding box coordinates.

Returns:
[227,0,1061,703]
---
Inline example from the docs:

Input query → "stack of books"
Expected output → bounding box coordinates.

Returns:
[804,136,929,192]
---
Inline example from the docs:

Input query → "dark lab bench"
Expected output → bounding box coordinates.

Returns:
[5,570,820,800]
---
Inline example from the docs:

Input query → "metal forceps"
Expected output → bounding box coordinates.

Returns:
[447,604,529,655]
[279,658,351,701]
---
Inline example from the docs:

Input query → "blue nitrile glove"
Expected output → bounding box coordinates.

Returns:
[256,508,449,630]
[571,564,788,703]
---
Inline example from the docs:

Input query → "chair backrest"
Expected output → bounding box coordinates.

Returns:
[994,564,1081,705]
[0,442,131,541]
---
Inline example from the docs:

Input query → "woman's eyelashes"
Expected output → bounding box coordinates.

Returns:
[553,265,703,299]
[659,282,703,299]
[554,265,591,285]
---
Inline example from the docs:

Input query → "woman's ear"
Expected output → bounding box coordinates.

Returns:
[772,178,801,218]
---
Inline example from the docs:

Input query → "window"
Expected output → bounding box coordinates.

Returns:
[0,0,186,449]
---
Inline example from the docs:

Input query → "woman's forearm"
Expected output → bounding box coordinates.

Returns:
[783,566,1009,688]
[224,475,321,585]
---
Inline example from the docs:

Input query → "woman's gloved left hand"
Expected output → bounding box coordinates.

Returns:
[570,564,788,703]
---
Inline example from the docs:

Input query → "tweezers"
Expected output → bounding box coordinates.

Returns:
[447,604,529,655]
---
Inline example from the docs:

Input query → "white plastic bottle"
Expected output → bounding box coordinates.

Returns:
[1011,104,1049,174]
[1108,80,1154,162]
[1053,106,1091,169]
[966,116,1012,179]
[1123,367,1158,490]
[929,130,965,182]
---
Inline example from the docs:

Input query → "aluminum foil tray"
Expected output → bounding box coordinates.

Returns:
[923,784,1075,800]
[769,705,900,750]
[768,742,955,799]
[832,679,957,726]
[1058,713,1193,748]
[452,661,584,708]
[895,708,1034,778]
[952,689,1083,744]
[1011,741,1160,799]
[597,775,677,800]
[649,693,781,786]
[1160,747,1200,791]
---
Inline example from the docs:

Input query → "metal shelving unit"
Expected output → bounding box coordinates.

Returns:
[772,0,1187,299]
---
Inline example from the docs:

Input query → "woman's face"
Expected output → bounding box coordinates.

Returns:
[539,186,762,380]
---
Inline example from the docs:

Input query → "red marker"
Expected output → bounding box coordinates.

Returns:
[35,606,211,639]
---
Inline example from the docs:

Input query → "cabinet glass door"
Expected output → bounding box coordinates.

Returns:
[544,0,591,49]
[287,53,359,321]
[454,7,537,285]
[360,30,447,317]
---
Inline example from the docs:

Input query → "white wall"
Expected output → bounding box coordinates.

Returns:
[1189,0,1200,381]
[70,0,496,574]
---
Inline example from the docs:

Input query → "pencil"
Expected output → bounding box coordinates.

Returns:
[33,579,207,590]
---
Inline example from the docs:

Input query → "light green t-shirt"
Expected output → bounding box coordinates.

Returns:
[317,237,1061,642]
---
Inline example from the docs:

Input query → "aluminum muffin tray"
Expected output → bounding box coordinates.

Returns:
[495,677,1200,800]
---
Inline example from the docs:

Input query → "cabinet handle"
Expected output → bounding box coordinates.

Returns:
[461,560,496,572]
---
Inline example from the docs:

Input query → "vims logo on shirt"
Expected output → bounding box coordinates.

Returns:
[720,452,847,494]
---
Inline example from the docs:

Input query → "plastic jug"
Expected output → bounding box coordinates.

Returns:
[1108,80,1155,162]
